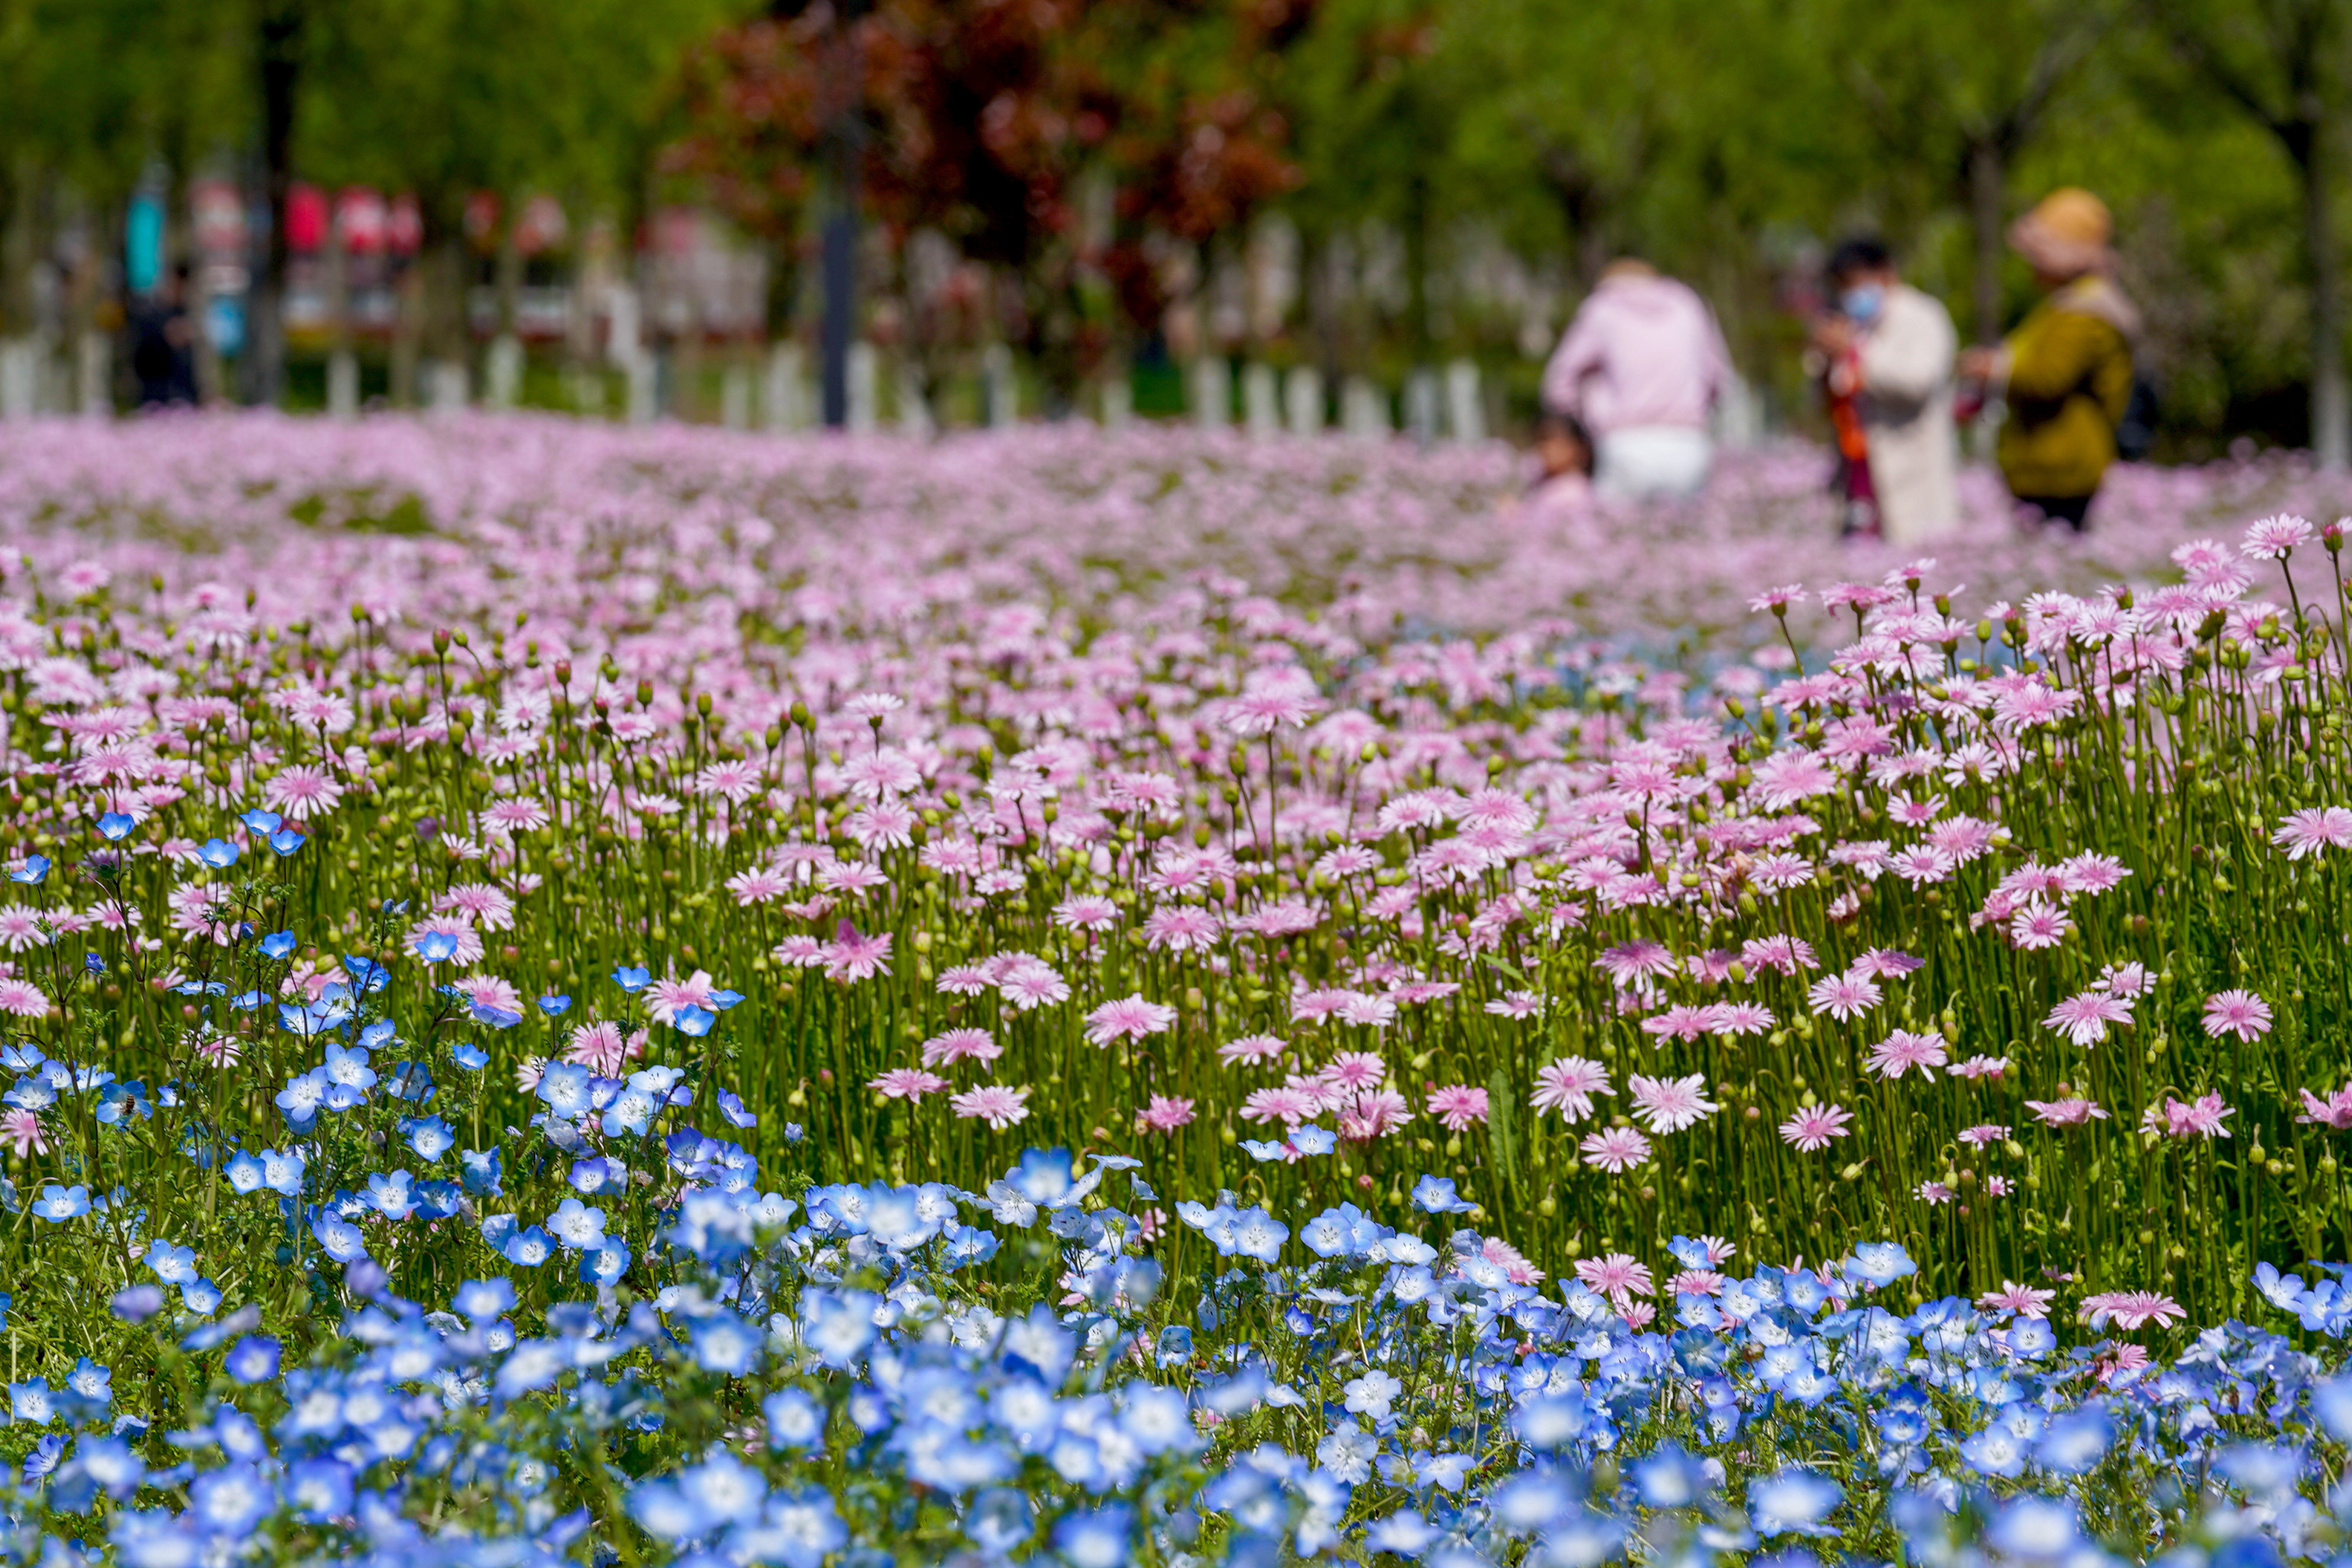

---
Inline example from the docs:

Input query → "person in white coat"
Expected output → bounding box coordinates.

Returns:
[1812,238,1959,547]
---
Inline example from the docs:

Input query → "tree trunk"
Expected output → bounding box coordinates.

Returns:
[1968,136,2007,345]
[251,0,305,407]
[2299,132,2349,468]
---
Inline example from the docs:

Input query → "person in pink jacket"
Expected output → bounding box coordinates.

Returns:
[1541,259,1734,501]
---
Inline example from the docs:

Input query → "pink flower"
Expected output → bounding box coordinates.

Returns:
[1706,1001,1775,1035]
[1958,1123,2010,1147]
[0,1109,44,1157]
[1317,1052,1388,1093]
[997,961,1070,1011]
[870,1069,949,1100]
[1627,1073,1717,1133]
[405,915,485,967]
[1978,1281,2056,1319]
[565,1021,647,1076]
[2043,991,2134,1047]
[1217,1034,1287,1066]
[1484,991,1543,1018]
[2026,1097,2108,1126]
[2274,806,2352,860]
[262,763,344,821]
[1638,1005,1713,1043]
[1579,1125,1653,1172]
[2079,1290,2186,1331]
[2008,901,2073,949]
[2298,1085,2352,1129]
[1915,1180,1954,1205]
[1426,1084,1489,1132]
[1337,1087,1414,1140]
[1779,1102,1854,1152]
[949,1085,1031,1129]
[1866,1029,1947,1080]
[1574,1252,1655,1300]
[1052,896,1119,931]
[1805,973,1881,1020]
[1530,1056,1613,1122]
[820,926,894,984]
[2242,512,2312,558]
[1084,994,1178,1047]
[2141,1092,2236,1139]
[920,1028,1002,1068]
[1220,689,1322,736]
[645,969,718,1025]
[453,972,522,1018]
[1241,1086,1319,1128]
[1137,1095,1196,1133]
[1142,906,1222,953]
[2201,989,2273,1041]
[1949,1054,2012,1081]
[1670,1269,1726,1297]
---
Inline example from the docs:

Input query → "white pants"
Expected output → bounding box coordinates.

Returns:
[1596,424,1713,501]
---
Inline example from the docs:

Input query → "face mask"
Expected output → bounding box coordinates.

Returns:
[1840,283,1886,324]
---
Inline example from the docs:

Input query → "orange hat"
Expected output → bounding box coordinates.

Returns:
[2008,188,2112,279]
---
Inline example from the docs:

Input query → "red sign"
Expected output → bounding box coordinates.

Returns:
[287,184,329,252]
[336,188,387,254]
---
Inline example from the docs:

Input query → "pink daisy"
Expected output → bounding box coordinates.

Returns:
[1084,994,1178,1047]
[1137,1096,1196,1133]
[0,1109,44,1157]
[2043,991,2134,1047]
[1217,1034,1288,1067]
[1426,1085,1489,1132]
[1579,1125,1653,1172]
[2274,806,2352,860]
[565,1021,647,1076]
[2026,1097,2109,1126]
[1627,1073,1717,1133]
[2298,1085,2352,1129]
[1805,973,1881,1020]
[1978,1281,2056,1319]
[1866,1029,1947,1080]
[2201,989,2273,1041]
[920,1028,1002,1068]
[1529,1057,1613,1122]
[950,1084,1032,1129]
[869,1069,949,1101]
[2079,1290,2186,1331]
[1779,1102,1854,1151]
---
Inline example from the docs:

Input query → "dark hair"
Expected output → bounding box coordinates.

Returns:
[1536,409,1592,452]
[1825,236,1893,285]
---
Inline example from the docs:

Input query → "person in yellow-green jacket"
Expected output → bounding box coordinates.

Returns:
[1959,188,2139,532]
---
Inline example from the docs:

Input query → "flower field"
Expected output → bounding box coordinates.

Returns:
[0,414,2350,1563]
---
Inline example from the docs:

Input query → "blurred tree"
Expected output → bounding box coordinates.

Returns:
[2150,0,2352,467]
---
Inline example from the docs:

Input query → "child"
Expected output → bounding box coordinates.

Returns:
[1527,410,1595,511]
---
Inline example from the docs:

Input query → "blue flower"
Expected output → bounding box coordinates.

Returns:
[30,1183,89,1221]
[453,1278,517,1321]
[460,1146,504,1196]
[718,1088,757,1128]
[224,1337,280,1384]
[197,837,241,869]
[538,1061,593,1118]
[501,1226,556,1268]
[411,931,459,963]
[269,828,306,855]
[83,950,105,975]
[189,1462,273,1535]
[240,809,283,835]
[452,1041,489,1070]
[692,1313,764,1376]
[287,1456,355,1523]
[1412,1174,1475,1214]
[144,1239,198,1284]
[612,965,652,992]
[347,958,391,995]
[473,1001,523,1029]
[801,1288,880,1369]
[764,1388,825,1451]
[403,1115,455,1161]
[180,1278,223,1314]
[9,855,47,884]
[8,1378,53,1425]
[225,1151,265,1194]
[310,1211,369,1263]
[1053,1503,1135,1568]
[579,1241,631,1287]
[1847,1241,1917,1288]
[1289,1124,1337,1155]
[96,812,136,841]
[539,993,572,1015]
[259,930,296,960]
[110,1286,164,1324]
[1750,1469,1843,1537]
[672,1004,716,1037]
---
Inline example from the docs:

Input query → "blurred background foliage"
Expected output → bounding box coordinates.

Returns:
[1,0,2349,455]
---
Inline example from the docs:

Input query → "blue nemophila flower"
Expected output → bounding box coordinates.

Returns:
[179,1277,223,1314]
[1750,1469,1844,1537]
[545,1196,607,1251]
[77,1433,145,1501]
[453,1041,489,1070]
[260,1147,306,1195]
[580,1240,631,1288]
[539,993,572,1015]
[718,1088,757,1128]
[538,1061,593,1118]
[82,950,104,975]
[9,855,46,884]
[144,1239,198,1285]
[502,1225,556,1268]
[473,999,523,1028]
[311,1211,369,1263]
[240,809,283,835]
[96,812,135,841]
[403,1113,455,1161]
[612,965,652,992]
[692,1313,765,1376]
[801,1288,880,1369]
[672,1004,716,1036]
[411,930,460,963]
[224,1336,280,1384]
[461,1146,504,1195]
[1055,1503,1136,1568]
[454,1278,517,1322]
[259,929,296,959]
[197,837,241,869]
[31,1183,89,1221]
[8,1378,52,1425]
[365,1170,416,1220]
[269,827,306,855]
[1290,1124,1337,1155]
[287,1455,355,1524]
[110,1285,164,1324]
